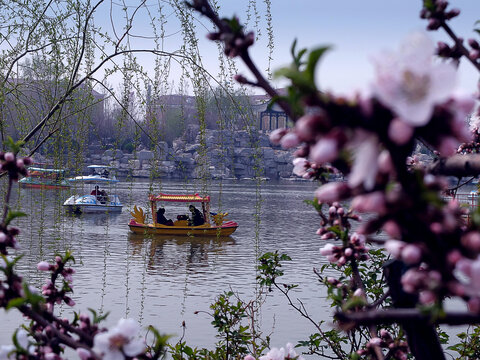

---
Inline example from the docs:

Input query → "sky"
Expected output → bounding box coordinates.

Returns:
[217,0,480,94]
[97,0,480,96]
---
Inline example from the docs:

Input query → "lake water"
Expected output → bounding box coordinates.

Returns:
[0,178,339,350]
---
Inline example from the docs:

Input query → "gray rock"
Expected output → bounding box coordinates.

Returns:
[128,159,140,169]
[138,149,154,161]
[103,149,114,157]
[132,169,150,178]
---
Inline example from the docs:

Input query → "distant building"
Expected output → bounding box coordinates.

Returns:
[143,87,290,132]
[249,90,290,132]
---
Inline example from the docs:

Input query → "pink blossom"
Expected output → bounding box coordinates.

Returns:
[379,329,391,338]
[259,347,284,360]
[385,240,405,258]
[0,232,6,243]
[314,182,349,203]
[285,343,302,359]
[468,298,480,313]
[447,250,462,265]
[292,158,308,177]
[326,277,337,285]
[388,118,414,145]
[377,150,394,174]
[430,222,443,234]
[369,337,382,347]
[280,132,300,149]
[401,244,422,265]
[320,243,335,256]
[4,152,14,162]
[351,191,386,214]
[353,288,364,297]
[76,348,91,360]
[462,232,480,252]
[419,290,436,304]
[371,31,457,126]
[401,268,425,293]
[37,261,50,271]
[383,220,401,238]
[348,131,379,190]
[448,281,465,296]
[456,258,473,277]
[295,113,328,142]
[309,138,338,164]
[269,128,287,145]
[438,136,460,156]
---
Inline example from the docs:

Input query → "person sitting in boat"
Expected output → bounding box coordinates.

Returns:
[188,205,205,226]
[98,189,108,203]
[91,185,100,196]
[156,208,174,226]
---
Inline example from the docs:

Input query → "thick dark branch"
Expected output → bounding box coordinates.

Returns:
[441,21,480,72]
[429,154,480,177]
[336,309,480,327]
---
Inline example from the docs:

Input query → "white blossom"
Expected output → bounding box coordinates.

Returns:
[0,345,15,360]
[372,31,456,126]
[348,131,380,190]
[93,318,145,360]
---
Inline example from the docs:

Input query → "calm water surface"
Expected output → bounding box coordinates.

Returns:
[0,179,339,349]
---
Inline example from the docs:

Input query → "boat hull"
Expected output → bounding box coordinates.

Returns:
[20,182,70,190]
[63,194,122,214]
[128,220,238,236]
[64,204,123,214]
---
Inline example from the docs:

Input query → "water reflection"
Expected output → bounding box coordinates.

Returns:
[65,211,123,227]
[127,233,236,273]
[2,179,323,349]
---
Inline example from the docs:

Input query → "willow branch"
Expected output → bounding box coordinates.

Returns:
[187,0,296,121]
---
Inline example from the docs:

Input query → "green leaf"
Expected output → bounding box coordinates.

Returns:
[6,297,27,309]
[290,39,298,60]
[5,210,27,226]
[423,0,436,11]
[341,296,367,311]
[305,46,330,82]
[88,308,110,324]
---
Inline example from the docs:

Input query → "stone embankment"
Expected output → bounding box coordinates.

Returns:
[36,128,297,180]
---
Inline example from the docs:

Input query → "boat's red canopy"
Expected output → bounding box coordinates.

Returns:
[149,193,210,203]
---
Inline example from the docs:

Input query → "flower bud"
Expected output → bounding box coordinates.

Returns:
[4,152,14,162]
[401,244,422,265]
[37,261,51,271]
[280,132,300,149]
[295,112,329,142]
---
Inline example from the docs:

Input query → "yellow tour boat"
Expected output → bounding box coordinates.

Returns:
[128,193,238,236]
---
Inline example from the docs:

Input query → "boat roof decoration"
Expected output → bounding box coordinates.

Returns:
[87,165,115,169]
[149,193,210,203]
[67,176,119,183]
[28,167,65,173]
